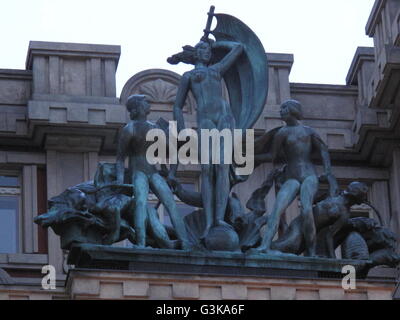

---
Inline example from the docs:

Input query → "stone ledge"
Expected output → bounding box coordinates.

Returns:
[68,244,371,279]
[266,53,294,71]
[65,268,396,300]
[346,47,375,86]
[0,284,67,300]
[0,69,32,80]
[27,100,126,126]
[0,253,47,265]
[0,267,394,300]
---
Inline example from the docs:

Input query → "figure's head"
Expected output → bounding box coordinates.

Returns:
[194,41,212,64]
[126,94,150,120]
[344,182,368,205]
[280,99,303,121]
[64,188,87,210]
[94,163,117,188]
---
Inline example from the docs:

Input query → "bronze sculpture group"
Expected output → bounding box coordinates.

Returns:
[35,6,399,274]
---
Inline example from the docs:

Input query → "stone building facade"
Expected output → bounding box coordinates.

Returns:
[0,0,399,299]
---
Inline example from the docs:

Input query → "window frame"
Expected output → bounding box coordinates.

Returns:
[0,169,22,253]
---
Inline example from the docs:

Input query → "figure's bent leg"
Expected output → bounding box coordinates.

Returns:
[132,171,149,247]
[118,218,136,244]
[257,179,300,253]
[150,173,191,250]
[147,205,178,249]
[300,175,319,257]
[103,208,121,245]
[272,216,304,254]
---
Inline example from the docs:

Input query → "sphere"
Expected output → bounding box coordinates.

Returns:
[341,231,369,260]
[204,225,240,251]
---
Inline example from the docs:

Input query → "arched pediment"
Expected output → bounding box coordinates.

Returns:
[120,69,195,114]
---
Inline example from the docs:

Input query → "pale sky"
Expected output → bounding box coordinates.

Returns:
[0,0,375,95]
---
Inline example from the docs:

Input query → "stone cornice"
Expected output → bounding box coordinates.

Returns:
[346,47,375,86]
[26,41,121,70]
[266,52,294,71]
[290,83,358,96]
[0,69,32,80]
[366,0,386,37]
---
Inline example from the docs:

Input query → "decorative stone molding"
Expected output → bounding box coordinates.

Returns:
[139,78,178,104]
[44,135,102,153]
[0,284,67,300]
[0,151,46,165]
[65,269,396,300]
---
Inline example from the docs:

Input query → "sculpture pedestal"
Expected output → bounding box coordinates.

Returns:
[65,244,397,300]
[68,244,371,278]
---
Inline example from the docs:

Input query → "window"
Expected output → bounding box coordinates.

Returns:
[0,175,20,253]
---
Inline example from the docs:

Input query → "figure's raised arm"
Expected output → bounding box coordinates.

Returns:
[212,41,244,74]
[116,126,131,184]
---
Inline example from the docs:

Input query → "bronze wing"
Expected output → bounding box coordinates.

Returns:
[211,13,269,130]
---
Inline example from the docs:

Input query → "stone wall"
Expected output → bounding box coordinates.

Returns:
[1,269,394,300]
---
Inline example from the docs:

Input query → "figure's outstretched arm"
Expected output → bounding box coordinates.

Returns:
[169,73,190,179]
[173,72,190,133]
[254,129,284,165]
[311,130,339,197]
[212,41,244,74]
[116,126,130,184]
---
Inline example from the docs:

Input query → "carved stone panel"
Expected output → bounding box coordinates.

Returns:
[120,69,196,115]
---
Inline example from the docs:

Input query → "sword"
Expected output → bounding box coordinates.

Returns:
[201,5,215,42]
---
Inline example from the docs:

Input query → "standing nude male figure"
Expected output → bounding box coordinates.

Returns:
[168,39,244,239]
[116,94,191,249]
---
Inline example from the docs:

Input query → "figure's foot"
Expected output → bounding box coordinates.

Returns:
[165,239,180,250]
[264,249,300,257]
[126,227,136,244]
[304,248,317,257]
[102,230,120,245]
[247,247,292,257]
[129,244,146,250]
[199,225,212,241]
[133,241,146,249]
[246,247,267,255]
[180,241,194,251]
[215,219,232,229]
